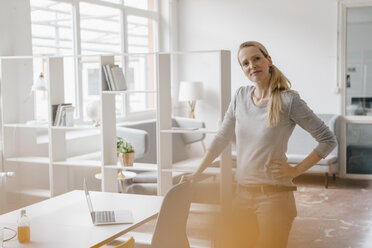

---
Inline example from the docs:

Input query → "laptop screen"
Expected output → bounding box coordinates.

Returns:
[83,179,94,214]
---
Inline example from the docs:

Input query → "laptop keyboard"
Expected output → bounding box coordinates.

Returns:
[96,211,115,223]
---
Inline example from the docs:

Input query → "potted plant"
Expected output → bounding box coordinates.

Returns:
[117,137,135,166]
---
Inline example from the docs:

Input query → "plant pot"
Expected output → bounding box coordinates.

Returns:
[119,152,135,166]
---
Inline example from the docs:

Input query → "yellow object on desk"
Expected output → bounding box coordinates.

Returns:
[17,209,30,243]
[18,226,30,243]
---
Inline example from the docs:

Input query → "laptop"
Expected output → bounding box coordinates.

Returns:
[83,179,134,225]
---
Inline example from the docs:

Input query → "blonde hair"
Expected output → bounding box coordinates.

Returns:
[238,41,292,127]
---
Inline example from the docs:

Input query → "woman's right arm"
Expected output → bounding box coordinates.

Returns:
[181,87,242,183]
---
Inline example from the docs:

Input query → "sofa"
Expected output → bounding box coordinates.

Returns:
[286,114,341,188]
[118,117,207,195]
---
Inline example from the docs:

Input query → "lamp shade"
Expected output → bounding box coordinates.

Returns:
[178,81,204,101]
[31,72,47,92]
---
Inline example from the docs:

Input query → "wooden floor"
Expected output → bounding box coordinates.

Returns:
[289,175,372,248]
[132,174,372,248]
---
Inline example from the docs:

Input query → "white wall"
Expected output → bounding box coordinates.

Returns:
[0,0,33,168]
[176,0,345,114]
[0,0,32,56]
[0,0,34,212]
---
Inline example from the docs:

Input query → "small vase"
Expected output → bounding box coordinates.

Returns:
[119,152,135,166]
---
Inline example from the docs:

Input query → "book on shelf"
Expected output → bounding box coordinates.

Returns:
[111,66,127,90]
[102,64,127,91]
[52,103,74,126]
[102,65,112,91]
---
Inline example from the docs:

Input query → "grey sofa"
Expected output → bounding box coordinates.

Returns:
[118,117,206,195]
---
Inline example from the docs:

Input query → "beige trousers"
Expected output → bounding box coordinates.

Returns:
[232,188,297,248]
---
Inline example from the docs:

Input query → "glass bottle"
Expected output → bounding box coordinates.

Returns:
[17,209,30,243]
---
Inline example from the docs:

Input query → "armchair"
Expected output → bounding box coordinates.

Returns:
[286,114,341,188]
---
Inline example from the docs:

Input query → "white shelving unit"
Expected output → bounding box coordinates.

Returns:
[1,51,233,213]
[156,51,233,213]
[0,55,123,201]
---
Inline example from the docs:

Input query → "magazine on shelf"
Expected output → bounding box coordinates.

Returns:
[102,65,112,91]
[53,103,74,126]
[102,64,127,91]
[106,64,118,90]
[111,66,127,90]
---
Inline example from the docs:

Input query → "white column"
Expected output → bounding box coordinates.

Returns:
[48,57,69,197]
[219,50,232,214]
[100,56,118,192]
[156,53,173,195]
[0,0,32,56]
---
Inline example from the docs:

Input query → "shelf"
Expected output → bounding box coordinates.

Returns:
[4,123,48,129]
[3,123,99,130]
[68,151,101,160]
[161,128,217,134]
[102,90,156,94]
[51,125,99,130]
[53,159,101,168]
[105,162,157,171]
[6,156,50,165]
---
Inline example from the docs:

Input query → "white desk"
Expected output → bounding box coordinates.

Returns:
[0,190,163,248]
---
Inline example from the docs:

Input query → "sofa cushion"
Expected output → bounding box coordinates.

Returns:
[286,154,337,165]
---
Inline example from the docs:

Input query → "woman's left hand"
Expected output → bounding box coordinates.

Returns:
[267,160,299,179]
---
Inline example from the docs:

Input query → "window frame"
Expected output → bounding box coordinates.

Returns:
[30,0,159,124]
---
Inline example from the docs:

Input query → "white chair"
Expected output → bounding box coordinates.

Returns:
[117,182,195,248]
[151,181,194,248]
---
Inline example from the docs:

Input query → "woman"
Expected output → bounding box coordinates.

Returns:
[181,41,337,248]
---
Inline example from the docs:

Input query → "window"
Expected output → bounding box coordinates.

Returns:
[30,0,75,121]
[30,0,73,55]
[30,0,159,122]
[124,0,156,11]
[345,6,372,116]
[80,2,121,55]
[127,15,157,112]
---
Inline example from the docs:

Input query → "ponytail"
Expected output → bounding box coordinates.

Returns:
[267,65,291,127]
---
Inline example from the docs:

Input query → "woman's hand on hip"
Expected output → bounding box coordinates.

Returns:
[268,160,299,179]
